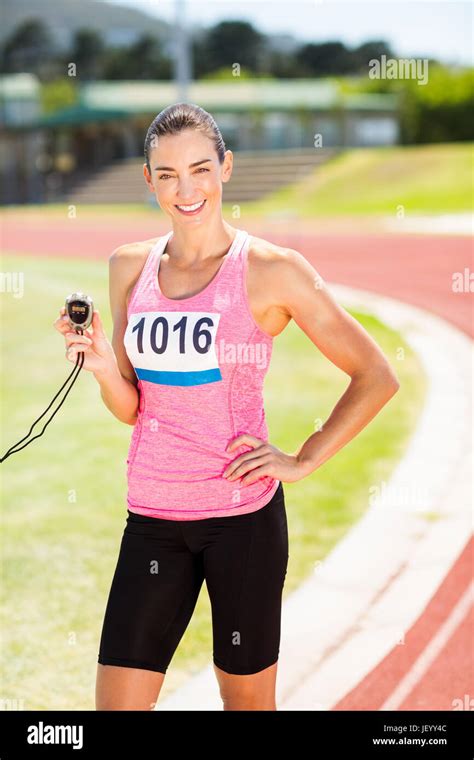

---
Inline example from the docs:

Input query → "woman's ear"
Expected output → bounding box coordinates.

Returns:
[221,150,233,183]
[143,163,155,192]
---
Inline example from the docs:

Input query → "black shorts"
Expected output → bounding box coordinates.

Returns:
[98,482,289,676]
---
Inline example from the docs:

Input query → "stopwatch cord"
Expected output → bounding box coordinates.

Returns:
[0,347,85,463]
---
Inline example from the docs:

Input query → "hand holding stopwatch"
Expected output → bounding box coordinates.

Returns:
[0,293,94,463]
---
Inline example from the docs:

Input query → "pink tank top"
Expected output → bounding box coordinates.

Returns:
[123,228,280,520]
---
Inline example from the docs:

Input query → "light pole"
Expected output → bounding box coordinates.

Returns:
[174,0,192,102]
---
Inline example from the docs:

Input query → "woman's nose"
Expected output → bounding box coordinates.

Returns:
[176,177,198,200]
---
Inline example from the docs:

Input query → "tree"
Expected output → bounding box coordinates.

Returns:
[70,29,105,81]
[103,34,171,80]
[296,41,353,76]
[199,21,265,75]
[265,49,302,79]
[1,18,55,74]
[351,40,395,73]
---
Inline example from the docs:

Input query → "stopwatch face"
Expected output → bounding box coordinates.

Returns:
[67,300,91,326]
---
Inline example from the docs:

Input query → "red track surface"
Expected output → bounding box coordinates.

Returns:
[3,213,473,710]
[334,537,473,711]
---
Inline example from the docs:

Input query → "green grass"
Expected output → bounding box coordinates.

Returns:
[249,142,474,217]
[0,253,426,709]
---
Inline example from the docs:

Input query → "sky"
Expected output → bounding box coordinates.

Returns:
[106,0,473,66]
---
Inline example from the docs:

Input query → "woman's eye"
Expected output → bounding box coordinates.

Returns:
[158,169,208,179]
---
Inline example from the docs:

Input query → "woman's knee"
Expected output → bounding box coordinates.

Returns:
[214,661,278,711]
[95,663,165,711]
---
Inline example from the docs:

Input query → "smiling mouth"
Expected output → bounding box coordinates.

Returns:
[175,200,206,214]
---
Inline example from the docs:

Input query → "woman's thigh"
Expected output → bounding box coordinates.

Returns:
[97,511,205,678]
[203,483,289,677]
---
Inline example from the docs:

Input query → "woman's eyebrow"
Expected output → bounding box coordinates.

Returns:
[154,158,212,171]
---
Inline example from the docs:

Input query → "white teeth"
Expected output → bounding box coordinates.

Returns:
[177,200,205,211]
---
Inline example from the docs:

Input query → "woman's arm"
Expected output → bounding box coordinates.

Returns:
[224,247,400,485]
[94,361,139,427]
[282,248,400,474]
[94,247,145,426]
[55,243,155,425]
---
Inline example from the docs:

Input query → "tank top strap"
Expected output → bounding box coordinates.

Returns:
[233,228,249,257]
[146,231,173,276]
[222,228,249,278]
[221,228,250,296]
[235,228,250,264]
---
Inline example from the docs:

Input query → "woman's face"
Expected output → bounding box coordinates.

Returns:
[143,128,233,225]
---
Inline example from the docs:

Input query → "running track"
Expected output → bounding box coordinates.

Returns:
[3,212,473,711]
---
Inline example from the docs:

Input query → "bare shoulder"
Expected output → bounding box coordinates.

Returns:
[247,234,292,267]
[243,235,315,335]
[248,234,315,275]
[247,234,320,305]
[109,236,160,268]
[108,236,161,298]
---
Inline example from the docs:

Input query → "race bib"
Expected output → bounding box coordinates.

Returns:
[124,310,222,386]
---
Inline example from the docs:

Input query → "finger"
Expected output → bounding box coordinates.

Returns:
[65,333,93,347]
[53,309,72,332]
[53,317,69,331]
[66,345,90,361]
[223,446,269,477]
[240,466,269,485]
[226,434,264,452]
[223,451,258,478]
[90,310,105,336]
[66,343,91,354]
[225,454,270,480]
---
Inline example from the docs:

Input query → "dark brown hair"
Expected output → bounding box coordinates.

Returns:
[144,102,226,172]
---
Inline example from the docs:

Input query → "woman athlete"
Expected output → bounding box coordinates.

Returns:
[54,103,399,711]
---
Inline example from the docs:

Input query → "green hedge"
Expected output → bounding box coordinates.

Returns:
[338,64,474,143]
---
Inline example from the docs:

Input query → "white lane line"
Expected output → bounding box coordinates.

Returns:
[380,578,474,711]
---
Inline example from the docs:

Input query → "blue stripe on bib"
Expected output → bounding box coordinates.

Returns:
[135,367,222,386]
